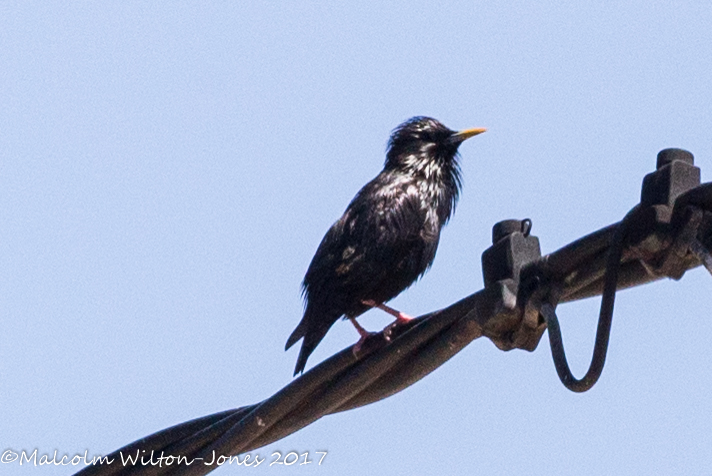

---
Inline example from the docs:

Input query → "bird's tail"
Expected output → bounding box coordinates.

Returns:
[285,307,340,376]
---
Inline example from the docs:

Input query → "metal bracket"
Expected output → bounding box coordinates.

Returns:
[480,218,545,351]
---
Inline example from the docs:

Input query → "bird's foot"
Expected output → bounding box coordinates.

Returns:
[353,333,380,355]
[349,316,378,355]
[382,317,414,341]
[361,299,413,323]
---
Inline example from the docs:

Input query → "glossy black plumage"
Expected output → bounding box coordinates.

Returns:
[285,117,485,375]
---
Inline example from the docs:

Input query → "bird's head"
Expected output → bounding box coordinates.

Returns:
[384,117,486,175]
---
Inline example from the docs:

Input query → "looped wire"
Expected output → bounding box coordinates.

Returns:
[521,218,532,237]
[540,207,633,392]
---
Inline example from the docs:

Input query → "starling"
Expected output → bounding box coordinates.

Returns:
[285,117,486,375]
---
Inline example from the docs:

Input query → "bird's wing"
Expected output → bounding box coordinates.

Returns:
[290,174,440,374]
[367,174,441,271]
[303,173,439,303]
[371,177,440,245]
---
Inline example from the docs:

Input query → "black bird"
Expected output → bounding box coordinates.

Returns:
[286,117,486,375]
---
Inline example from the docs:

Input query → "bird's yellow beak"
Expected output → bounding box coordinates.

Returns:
[449,127,487,144]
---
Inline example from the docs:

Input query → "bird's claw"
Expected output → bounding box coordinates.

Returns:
[352,331,380,356]
[382,318,410,341]
[383,323,396,342]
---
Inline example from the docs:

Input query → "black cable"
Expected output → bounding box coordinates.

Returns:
[541,207,633,392]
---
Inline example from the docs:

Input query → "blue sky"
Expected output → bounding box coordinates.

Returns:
[2,2,711,475]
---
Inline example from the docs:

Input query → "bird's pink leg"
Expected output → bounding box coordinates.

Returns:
[349,316,375,354]
[361,299,413,323]
[349,316,371,338]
